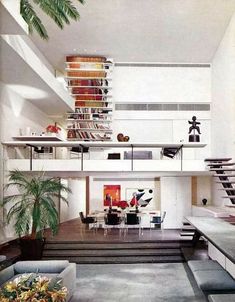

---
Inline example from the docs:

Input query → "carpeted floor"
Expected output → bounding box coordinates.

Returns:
[71,263,206,302]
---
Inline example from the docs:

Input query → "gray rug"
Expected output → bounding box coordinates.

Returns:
[70,263,206,302]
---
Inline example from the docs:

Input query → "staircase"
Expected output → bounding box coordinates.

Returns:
[205,158,235,204]
[42,240,191,264]
[180,221,196,239]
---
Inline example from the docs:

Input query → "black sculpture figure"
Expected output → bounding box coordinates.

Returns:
[188,116,201,142]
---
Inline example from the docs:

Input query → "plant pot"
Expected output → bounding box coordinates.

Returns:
[19,238,45,260]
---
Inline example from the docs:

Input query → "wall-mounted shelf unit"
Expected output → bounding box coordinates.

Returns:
[65,56,113,141]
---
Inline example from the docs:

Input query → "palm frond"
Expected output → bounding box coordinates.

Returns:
[20,0,48,39]
[41,197,59,235]
[2,170,70,238]
[52,0,81,21]
[32,0,65,28]
[14,208,31,237]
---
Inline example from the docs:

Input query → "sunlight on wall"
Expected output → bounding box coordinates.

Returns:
[8,84,48,101]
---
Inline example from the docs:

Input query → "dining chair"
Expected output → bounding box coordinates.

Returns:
[104,213,121,236]
[79,211,97,231]
[150,211,166,231]
[124,213,142,236]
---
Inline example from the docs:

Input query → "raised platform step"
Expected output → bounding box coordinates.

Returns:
[44,241,185,250]
[205,158,232,162]
[43,239,189,263]
[43,248,182,257]
[42,255,185,264]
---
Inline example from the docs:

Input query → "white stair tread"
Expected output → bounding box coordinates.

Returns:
[213,174,235,177]
[210,168,235,171]
[208,162,235,166]
[216,181,235,184]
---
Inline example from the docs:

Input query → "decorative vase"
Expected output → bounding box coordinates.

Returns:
[202,198,207,206]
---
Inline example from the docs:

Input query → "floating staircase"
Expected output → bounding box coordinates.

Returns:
[180,221,196,239]
[205,158,235,204]
[42,240,192,264]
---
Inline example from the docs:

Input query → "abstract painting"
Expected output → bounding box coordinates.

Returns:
[126,188,154,207]
[103,185,121,206]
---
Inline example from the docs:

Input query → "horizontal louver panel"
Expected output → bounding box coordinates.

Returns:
[115,103,210,111]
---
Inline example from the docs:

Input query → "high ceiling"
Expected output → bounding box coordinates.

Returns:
[31,0,235,70]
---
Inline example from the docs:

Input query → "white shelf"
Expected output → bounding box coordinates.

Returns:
[66,76,112,80]
[67,138,112,142]
[12,135,63,141]
[67,119,112,123]
[65,61,113,66]
[65,68,112,72]
[71,94,112,98]
[67,128,112,132]
[74,100,112,103]
[67,86,112,89]
[75,106,112,110]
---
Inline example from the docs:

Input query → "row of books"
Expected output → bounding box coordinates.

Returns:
[74,108,112,114]
[67,79,109,87]
[67,113,112,120]
[75,101,109,108]
[68,121,110,130]
[67,129,111,140]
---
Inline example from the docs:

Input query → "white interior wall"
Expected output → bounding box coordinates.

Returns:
[0,83,54,241]
[113,66,211,103]
[112,66,211,159]
[211,13,235,158]
[161,176,192,228]
[0,82,53,140]
[60,178,86,223]
[211,12,235,207]
[196,176,212,206]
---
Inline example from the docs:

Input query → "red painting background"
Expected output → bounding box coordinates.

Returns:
[103,185,121,206]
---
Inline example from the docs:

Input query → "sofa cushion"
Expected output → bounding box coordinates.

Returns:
[188,260,223,272]
[209,294,235,302]
[194,270,235,291]
[14,260,69,274]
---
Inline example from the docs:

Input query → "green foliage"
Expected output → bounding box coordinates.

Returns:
[20,0,85,40]
[2,170,71,239]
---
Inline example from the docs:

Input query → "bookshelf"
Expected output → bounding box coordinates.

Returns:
[65,56,113,141]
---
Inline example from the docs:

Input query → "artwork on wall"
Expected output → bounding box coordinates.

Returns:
[103,185,121,206]
[126,188,154,207]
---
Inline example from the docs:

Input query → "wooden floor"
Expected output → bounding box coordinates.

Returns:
[44,218,185,242]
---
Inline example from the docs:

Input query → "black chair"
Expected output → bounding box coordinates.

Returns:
[105,213,121,225]
[150,211,166,231]
[124,213,142,236]
[104,213,121,235]
[125,213,140,225]
[79,212,97,230]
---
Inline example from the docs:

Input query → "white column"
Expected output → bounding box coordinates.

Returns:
[60,178,86,223]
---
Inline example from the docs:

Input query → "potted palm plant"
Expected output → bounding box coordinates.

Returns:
[2,170,71,260]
